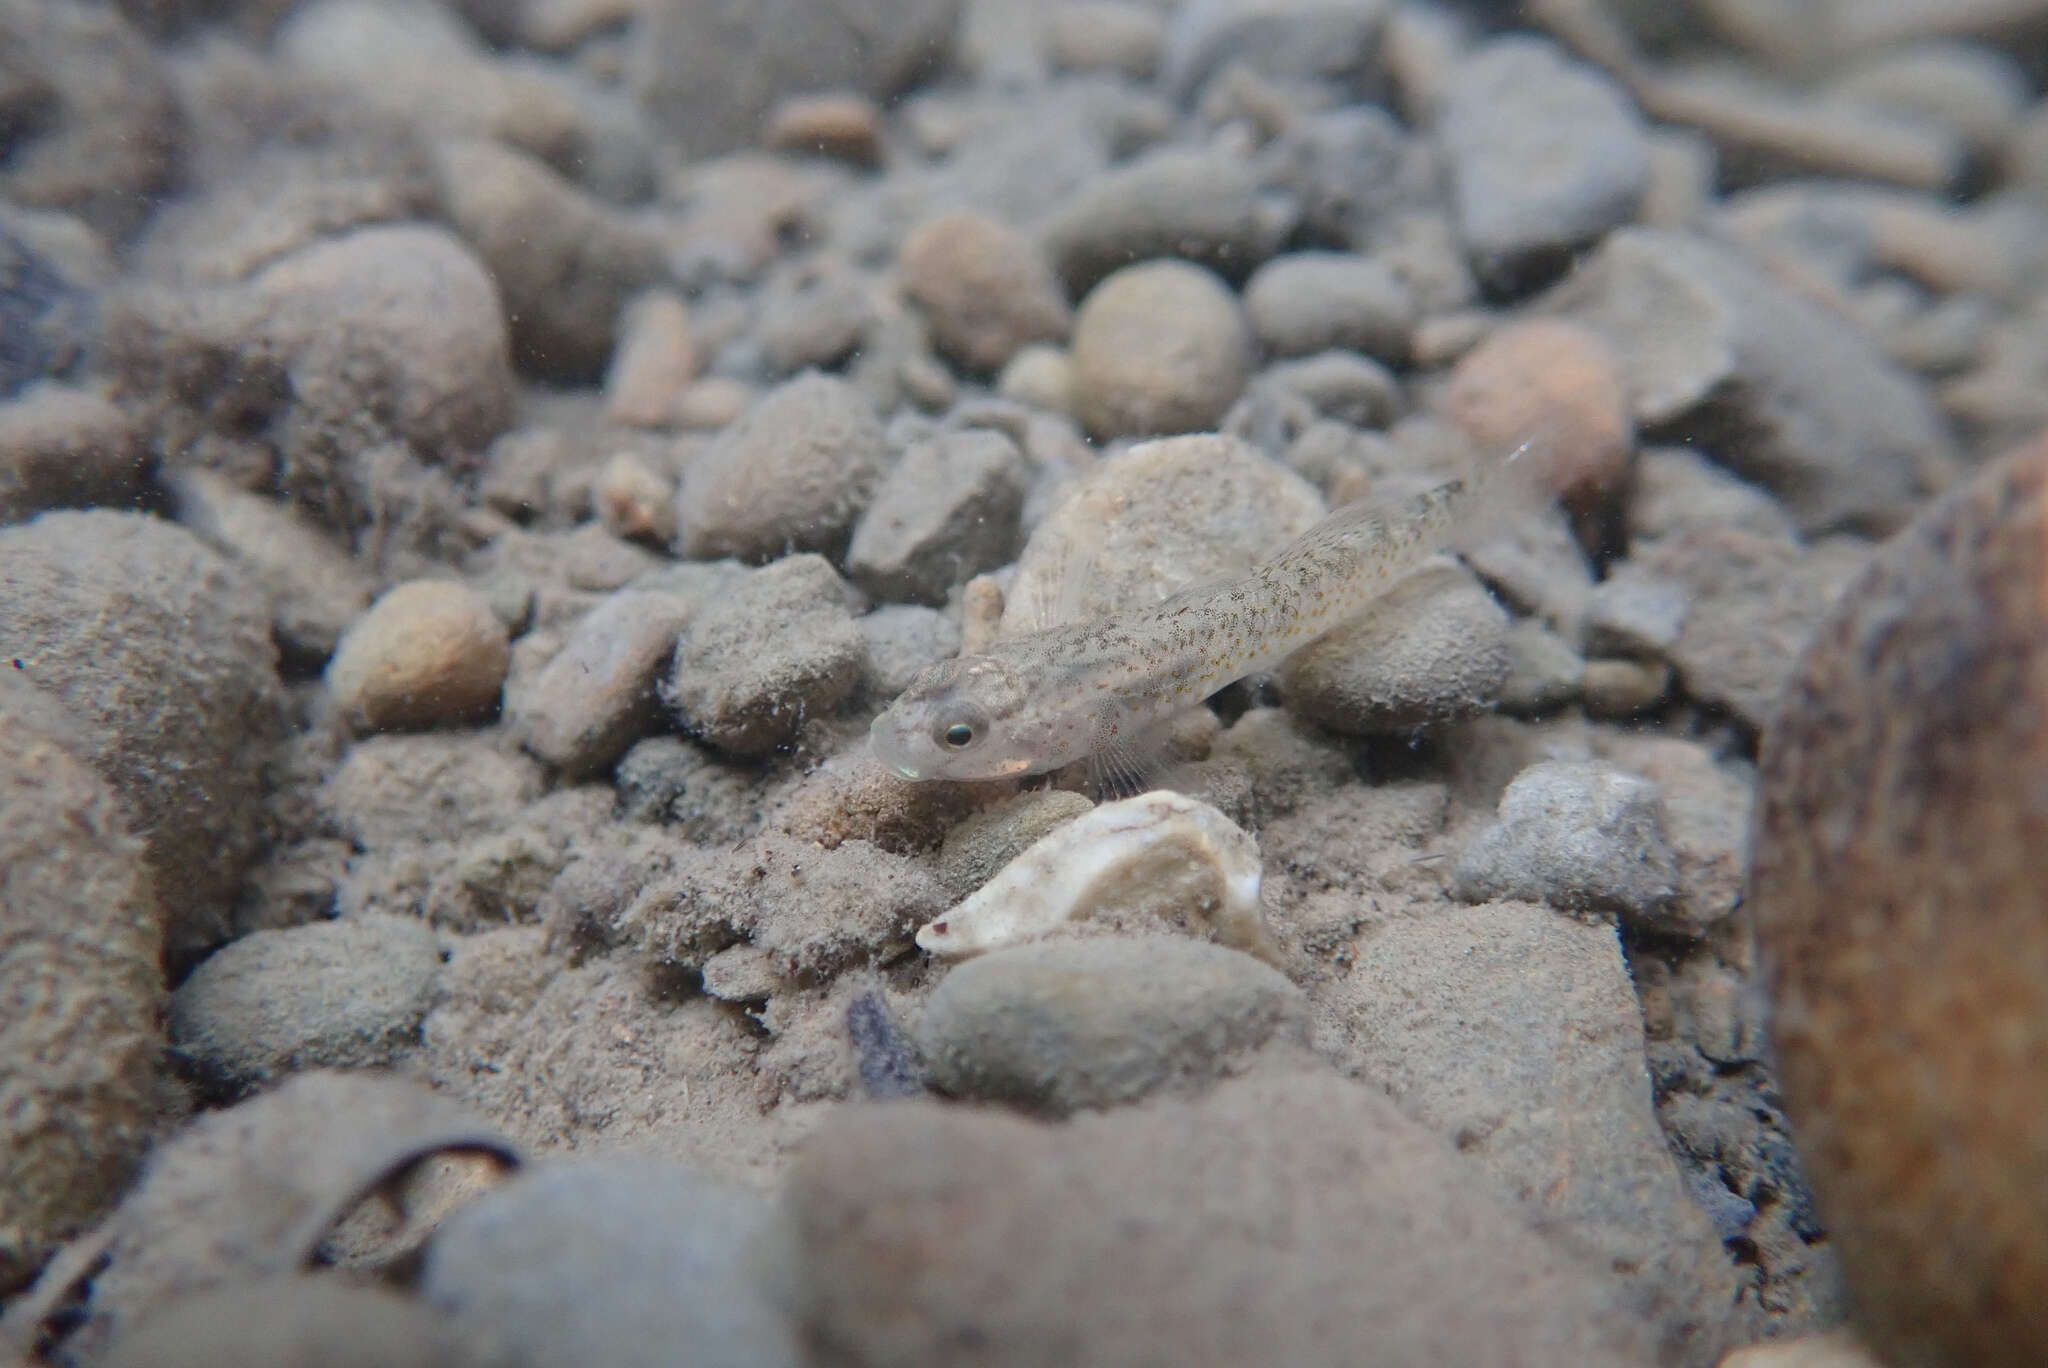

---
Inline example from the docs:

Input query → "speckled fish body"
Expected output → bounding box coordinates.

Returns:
[871,454,1518,783]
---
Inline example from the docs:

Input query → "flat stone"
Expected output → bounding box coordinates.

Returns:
[1544,227,1954,536]
[1438,36,1651,292]
[1242,251,1417,362]
[169,914,444,1096]
[1040,146,1287,296]
[1638,528,1862,730]
[1327,898,1741,1363]
[918,935,1307,1115]
[511,586,722,780]
[845,429,1028,606]
[0,382,147,525]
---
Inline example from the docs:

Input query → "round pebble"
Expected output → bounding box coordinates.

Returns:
[1069,259,1252,441]
[50,1070,518,1364]
[1242,251,1418,362]
[996,343,1076,415]
[274,0,593,176]
[327,580,512,732]
[420,1157,800,1368]
[1580,658,1672,717]
[1497,617,1587,714]
[1751,442,2048,1368]
[251,223,515,460]
[857,603,960,699]
[0,381,147,523]
[322,734,544,850]
[1280,560,1512,734]
[899,211,1073,375]
[1453,759,1680,922]
[752,255,872,373]
[762,92,885,167]
[1440,318,1634,512]
[431,137,666,383]
[634,0,956,160]
[1261,350,1402,428]
[673,371,888,562]
[674,377,754,430]
[169,913,444,1096]
[780,1072,1659,1368]
[1001,432,1324,635]
[917,935,1309,1116]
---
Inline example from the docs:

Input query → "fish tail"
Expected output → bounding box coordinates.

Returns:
[1275,428,1566,593]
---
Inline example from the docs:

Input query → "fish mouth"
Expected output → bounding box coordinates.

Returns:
[868,714,922,780]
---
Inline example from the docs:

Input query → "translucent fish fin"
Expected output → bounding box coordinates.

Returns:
[1054,509,1114,631]
[1447,425,1570,557]
[1006,535,1063,637]
[1012,483,1115,635]
[1087,713,1168,800]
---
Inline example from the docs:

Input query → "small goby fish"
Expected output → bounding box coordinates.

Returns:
[871,440,1543,784]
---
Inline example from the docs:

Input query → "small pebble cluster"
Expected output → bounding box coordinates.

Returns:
[3,1,2047,1366]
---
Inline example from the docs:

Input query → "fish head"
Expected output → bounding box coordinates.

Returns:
[869,653,1047,781]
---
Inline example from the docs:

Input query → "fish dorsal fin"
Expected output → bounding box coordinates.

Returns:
[1007,484,1118,637]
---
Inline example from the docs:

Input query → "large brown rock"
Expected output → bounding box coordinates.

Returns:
[0,673,174,1294]
[0,0,178,242]
[0,512,286,962]
[1750,439,2048,1367]
[775,1069,1659,1367]
[26,1071,518,1365]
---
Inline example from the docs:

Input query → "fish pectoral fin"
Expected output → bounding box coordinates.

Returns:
[1086,714,1172,800]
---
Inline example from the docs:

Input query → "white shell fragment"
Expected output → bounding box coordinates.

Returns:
[915,791,1271,960]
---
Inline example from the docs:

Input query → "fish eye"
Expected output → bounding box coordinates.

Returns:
[932,705,989,752]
